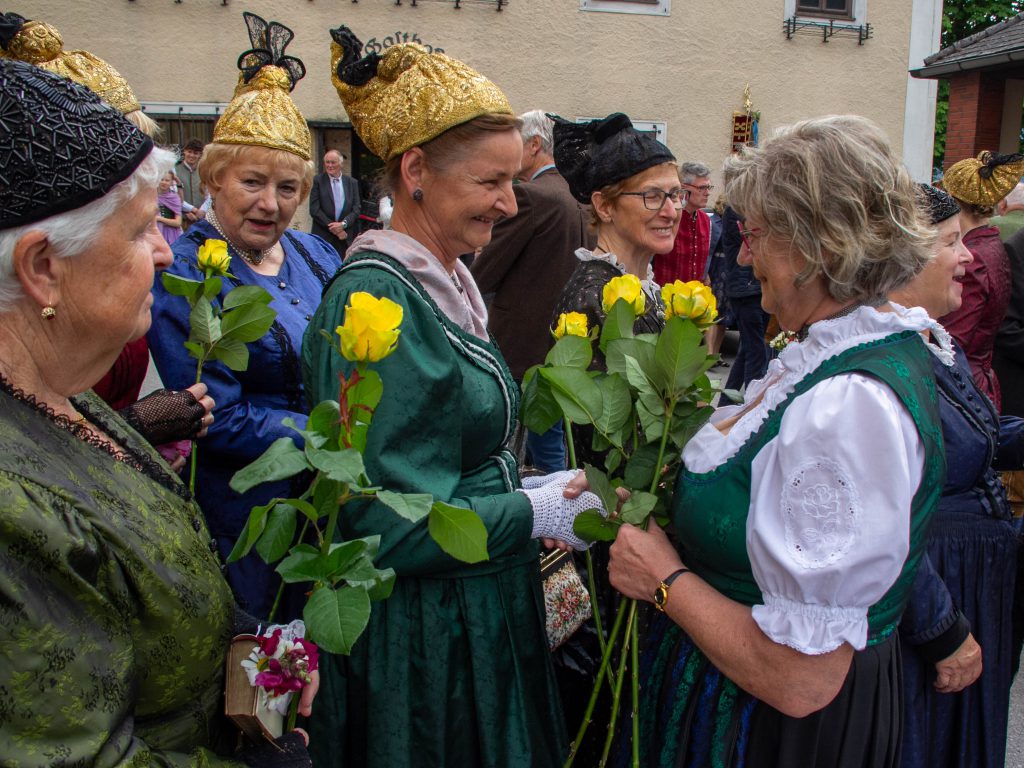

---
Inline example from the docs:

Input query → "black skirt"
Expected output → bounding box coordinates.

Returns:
[621,615,903,768]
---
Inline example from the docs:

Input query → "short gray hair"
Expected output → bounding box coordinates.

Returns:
[680,162,711,184]
[519,110,554,155]
[0,146,176,312]
[723,115,932,304]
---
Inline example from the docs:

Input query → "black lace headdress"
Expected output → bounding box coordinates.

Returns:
[0,58,151,231]
[551,112,676,204]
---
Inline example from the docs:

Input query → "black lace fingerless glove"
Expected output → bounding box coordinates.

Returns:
[119,388,204,446]
[238,731,312,768]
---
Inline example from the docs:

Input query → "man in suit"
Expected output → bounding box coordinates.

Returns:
[309,149,361,256]
[471,110,596,471]
[995,226,1024,417]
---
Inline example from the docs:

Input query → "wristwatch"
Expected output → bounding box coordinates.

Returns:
[653,567,691,612]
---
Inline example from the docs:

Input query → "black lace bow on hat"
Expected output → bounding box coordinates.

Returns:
[550,112,676,204]
[0,58,152,231]
[915,183,960,226]
[0,12,27,49]
[330,25,381,87]
[237,11,305,91]
[978,151,1024,180]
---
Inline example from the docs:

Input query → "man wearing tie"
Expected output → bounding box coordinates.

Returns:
[309,149,361,256]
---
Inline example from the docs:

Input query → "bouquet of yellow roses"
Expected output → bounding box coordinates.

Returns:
[522,274,718,767]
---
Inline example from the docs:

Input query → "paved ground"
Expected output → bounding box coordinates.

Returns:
[1009,674,1023,766]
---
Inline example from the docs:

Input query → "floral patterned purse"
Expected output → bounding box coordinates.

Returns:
[540,549,592,650]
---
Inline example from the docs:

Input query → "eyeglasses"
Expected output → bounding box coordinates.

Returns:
[685,183,715,192]
[620,188,689,210]
[736,222,764,250]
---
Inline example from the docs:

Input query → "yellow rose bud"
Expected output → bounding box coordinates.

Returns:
[661,280,719,328]
[335,292,404,363]
[553,312,589,339]
[601,274,646,317]
[196,239,231,277]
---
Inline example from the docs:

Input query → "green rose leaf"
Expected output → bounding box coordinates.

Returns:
[667,403,716,451]
[618,490,659,526]
[183,340,206,362]
[280,497,321,524]
[539,367,604,426]
[547,334,593,369]
[201,276,223,301]
[348,567,397,602]
[520,368,562,435]
[377,490,433,522]
[604,449,623,475]
[599,299,636,354]
[623,355,658,398]
[312,476,341,519]
[254,502,298,564]
[221,302,278,343]
[276,544,332,583]
[655,317,710,394]
[307,401,342,447]
[161,272,204,301]
[583,464,619,520]
[331,549,383,583]
[189,295,221,345]
[305,445,365,485]
[572,509,621,542]
[624,442,662,489]
[226,499,278,562]
[428,501,489,564]
[605,337,657,382]
[208,336,249,371]
[637,396,665,443]
[594,372,633,435]
[304,584,371,655]
[224,284,274,309]
[230,437,311,493]
[282,416,330,451]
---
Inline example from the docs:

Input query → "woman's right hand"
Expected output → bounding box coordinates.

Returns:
[933,632,982,693]
[609,522,683,603]
[520,471,605,550]
[184,382,215,437]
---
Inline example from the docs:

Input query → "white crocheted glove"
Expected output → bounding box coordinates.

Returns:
[520,470,579,491]
[518,471,606,551]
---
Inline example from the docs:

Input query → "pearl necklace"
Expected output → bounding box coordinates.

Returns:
[206,208,275,266]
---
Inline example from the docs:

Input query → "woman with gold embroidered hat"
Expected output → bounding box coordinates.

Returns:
[301,26,610,768]
[938,151,1024,411]
[148,13,342,619]
[0,57,315,767]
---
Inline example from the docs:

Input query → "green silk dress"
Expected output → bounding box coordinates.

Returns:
[302,252,568,767]
[0,388,238,766]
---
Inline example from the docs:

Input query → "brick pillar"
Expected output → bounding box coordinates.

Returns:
[944,70,1006,171]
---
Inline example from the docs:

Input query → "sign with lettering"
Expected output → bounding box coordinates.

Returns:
[363,32,444,55]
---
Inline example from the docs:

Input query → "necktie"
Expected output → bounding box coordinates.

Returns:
[332,177,344,221]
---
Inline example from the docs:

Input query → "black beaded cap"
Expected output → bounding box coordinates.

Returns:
[0,58,153,231]
[915,182,960,226]
[550,112,676,204]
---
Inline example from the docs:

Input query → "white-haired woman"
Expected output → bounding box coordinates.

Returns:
[606,116,947,766]
[0,59,313,766]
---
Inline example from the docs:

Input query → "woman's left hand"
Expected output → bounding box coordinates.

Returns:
[609,523,683,602]
[934,633,982,693]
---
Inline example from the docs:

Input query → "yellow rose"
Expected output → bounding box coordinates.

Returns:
[601,274,646,317]
[196,239,231,277]
[553,312,589,339]
[335,292,404,363]
[661,280,719,328]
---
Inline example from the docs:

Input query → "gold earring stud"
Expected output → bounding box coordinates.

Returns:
[41,306,56,320]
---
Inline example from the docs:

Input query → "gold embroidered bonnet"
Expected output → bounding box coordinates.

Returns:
[329,25,511,161]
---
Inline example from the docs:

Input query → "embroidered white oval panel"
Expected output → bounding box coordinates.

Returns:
[781,457,860,569]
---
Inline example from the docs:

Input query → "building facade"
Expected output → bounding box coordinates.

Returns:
[17,0,943,227]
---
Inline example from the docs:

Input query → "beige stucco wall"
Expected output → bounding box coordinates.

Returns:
[17,0,919,190]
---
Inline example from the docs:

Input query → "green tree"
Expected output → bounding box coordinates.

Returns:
[933,1,1023,172]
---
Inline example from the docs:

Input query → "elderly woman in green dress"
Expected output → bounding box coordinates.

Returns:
[0,58,314,767]
[302,27,607,768]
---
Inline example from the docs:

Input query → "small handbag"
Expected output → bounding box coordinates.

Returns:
[540,548,593,650]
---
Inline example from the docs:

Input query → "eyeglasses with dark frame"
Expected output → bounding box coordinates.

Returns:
[736,222,764,251]
[619,187,690,211]
[684,183,716,193]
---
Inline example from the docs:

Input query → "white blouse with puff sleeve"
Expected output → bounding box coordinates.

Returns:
[682,305,952,655]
